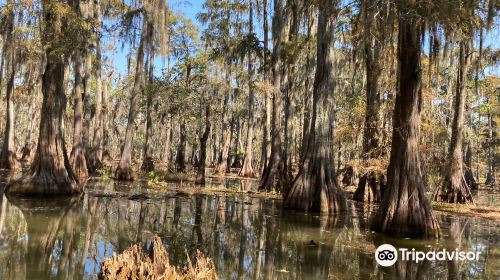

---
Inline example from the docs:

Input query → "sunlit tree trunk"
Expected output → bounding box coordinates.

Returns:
[70,51,89,180]
[115,19,148,181]
[0,0,19,170]
[239,0,256,177]
[370,0,439,238]
[260,0,285,192]
[434,40,474,204]
[284,0,345,213]
[7,0,80,195]
[215,64,233,175]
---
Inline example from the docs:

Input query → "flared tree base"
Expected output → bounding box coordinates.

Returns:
[433,175,474,204]
[70,151,88,180]
[141,157,155,173]
[285,156,345,213]
[115,165,134,181]
[238,161,255,178]
[371,184,440,238]
[353,171,386,203]
[5,173,81,196]
[0,151,19,171]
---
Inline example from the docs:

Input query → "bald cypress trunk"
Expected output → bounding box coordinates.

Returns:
[353,0,388,203]
[434,40,474,204]
[115,19,148,181]
[284,0,345,213]
[141,23,155,173]
[260,0,285,192]
[0,0,19,170]
[370,0,439,238]
[196,105,211,184]
[6,0,80,195]
[69,52,89,180]
[239,0,256,177]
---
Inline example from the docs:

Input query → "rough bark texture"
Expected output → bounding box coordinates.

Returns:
[196,106,211,184]
[284,0,345,213]
[141,23,155,173]
[370,0,439,238]
[6,0,80,195]
[260,0,285,192]
[176,120,187,173]
[239,0,256,177]
[0,0,19,171]
[115,19,148,181]
[353,0,388,203]
[215,65,232,175]
[69,52,89,180]
[434,40,474,204]
[88,3,104,174]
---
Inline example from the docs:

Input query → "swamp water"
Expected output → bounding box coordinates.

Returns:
[0,175,499,280]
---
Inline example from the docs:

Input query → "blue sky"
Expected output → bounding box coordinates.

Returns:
[110,0,499,78]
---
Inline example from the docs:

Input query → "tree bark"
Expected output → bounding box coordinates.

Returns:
[284,0,345,213]
[239,0,256,177]
[370,0,439,238]
[353,0,389,203]
[215,64,232,175]
[115,19,148,181]
[88,1,104,174]
[69,51,89,180]
[196,105,211,184]
[6,0,80,195]
[260,0,285,192]
[434,40,474,204]
[0,0,19,170]
[141,23,155,173]
[176,120,187,173]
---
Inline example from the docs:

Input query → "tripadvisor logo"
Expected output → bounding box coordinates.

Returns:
[375,244,481,267]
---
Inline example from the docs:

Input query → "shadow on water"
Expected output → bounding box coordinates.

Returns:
[0,174,499,280]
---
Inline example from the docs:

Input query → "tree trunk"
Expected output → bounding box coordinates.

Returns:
[161,114,172,165]
[196,105,211,184]
[69,52,89,180]
[102,72,112,162]
[434,40,474,204]
[6,0,80,195]
[284,0,345,213]
[260,0,285,192]
[353,0,388,203]
[88,2,104,174]
[370,0,439,238]
[260,0,271,173]
[215,64,232,175]
[485,108,496,186]
[0,0,18,171]
[115,19,148,181]
[141,23,155,173]
[176,120,187,173]
[239,0,256,177]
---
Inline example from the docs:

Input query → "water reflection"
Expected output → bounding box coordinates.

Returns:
[0,186,498,279]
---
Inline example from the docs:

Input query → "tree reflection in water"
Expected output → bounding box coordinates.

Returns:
[0,190,498,280]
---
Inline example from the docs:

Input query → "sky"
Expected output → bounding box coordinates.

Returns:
[111,0,204,76]
[109,0,499,78]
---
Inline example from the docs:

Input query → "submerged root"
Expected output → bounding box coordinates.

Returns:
[99,236,218,280]
[353,171,386,203]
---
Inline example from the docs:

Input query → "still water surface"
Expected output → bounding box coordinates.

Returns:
[0,175,499,279]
